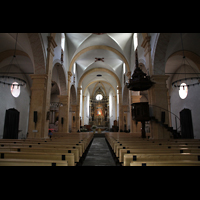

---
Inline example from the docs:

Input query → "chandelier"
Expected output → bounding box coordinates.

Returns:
[126,48,154,91]
[0,33,26,88]
[171,33,200,89]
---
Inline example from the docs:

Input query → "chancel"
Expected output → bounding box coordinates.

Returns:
[1,33,200,166]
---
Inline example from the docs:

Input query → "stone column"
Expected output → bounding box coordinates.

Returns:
[122,105,129,131]
[66,71,72,132]
[71,105,77,132]
[28,74,48,138]
[129,91,142,133]
[28,36,57,138]
[57,95,68,133]
[118,86,123,131]
[114,95,117,120]
[76,87,82,131]
[148,75,170,139]
[82,95,86,126]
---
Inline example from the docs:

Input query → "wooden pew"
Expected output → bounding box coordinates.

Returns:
[116,144,200,158]
[0,159,68,166]
[130,160,200,166]
[124,153,200,166]
[0,143,83,157]
[105,132,200,166]
[120,148,200,164]
[0,132,94,166]
[0,150,75,166]
[0,146,79,163]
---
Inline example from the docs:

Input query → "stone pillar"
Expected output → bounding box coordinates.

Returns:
[122,105,129,131]
[66,71,72,132]
[28,36,57,138]
[148,75,170,139]
[141,36,153,76]
[167,91,172,127]
[118,86,123,131]
[28,75,48,138]
[76,87,82,131]
[129,91,142,133]
[57,95,68,133]
[114,95,117,120]
[82,95,86,126]
[71,105,77,132]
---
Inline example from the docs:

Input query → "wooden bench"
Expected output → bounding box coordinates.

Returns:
[0,132,94,166]
[0,150,75,166]
[113,141,200,154]
[119,148,200,164]
[116,144,200,158]
[0,143,83,157]
[123,153,200,166]
[130,160,200,166]
[0,159,68,166]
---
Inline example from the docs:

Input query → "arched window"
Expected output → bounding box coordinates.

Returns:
[96,94,103,101]
[134,33,138,51]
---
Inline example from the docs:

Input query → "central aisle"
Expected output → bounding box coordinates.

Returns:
[82,137,116,166]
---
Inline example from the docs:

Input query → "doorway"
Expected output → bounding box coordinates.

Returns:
[3,108,20,139]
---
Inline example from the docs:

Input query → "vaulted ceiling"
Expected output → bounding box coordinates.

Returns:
[65,33,134,93]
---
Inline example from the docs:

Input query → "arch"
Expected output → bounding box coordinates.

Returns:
[78,67,121,88]
[69,45,130,73]
[83,80,116,97]
[91,82,107,98]
[52,63,67,95]
[28,33,46,74]
[153,33,172,75]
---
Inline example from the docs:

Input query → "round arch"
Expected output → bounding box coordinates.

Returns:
[52,63,67,95]
[83,80,116,97]
[78,67,121,88]
[28,33,46,74]
[69,45,130,73]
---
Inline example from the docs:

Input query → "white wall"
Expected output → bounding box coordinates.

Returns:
[170,82,200,139]
[0,67,31,139]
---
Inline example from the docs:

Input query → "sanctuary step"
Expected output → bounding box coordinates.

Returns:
[82,137,116,166]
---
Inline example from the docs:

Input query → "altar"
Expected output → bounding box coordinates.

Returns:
[89,87,109,128]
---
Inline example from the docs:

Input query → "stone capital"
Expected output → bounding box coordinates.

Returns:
[29,74,48,91]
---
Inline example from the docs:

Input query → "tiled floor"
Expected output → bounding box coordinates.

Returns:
[82,137,116,166]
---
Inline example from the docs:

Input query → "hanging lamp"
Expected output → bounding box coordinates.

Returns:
[126,48,154,91]
[0,33,26,88]
[171,33,200,89]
